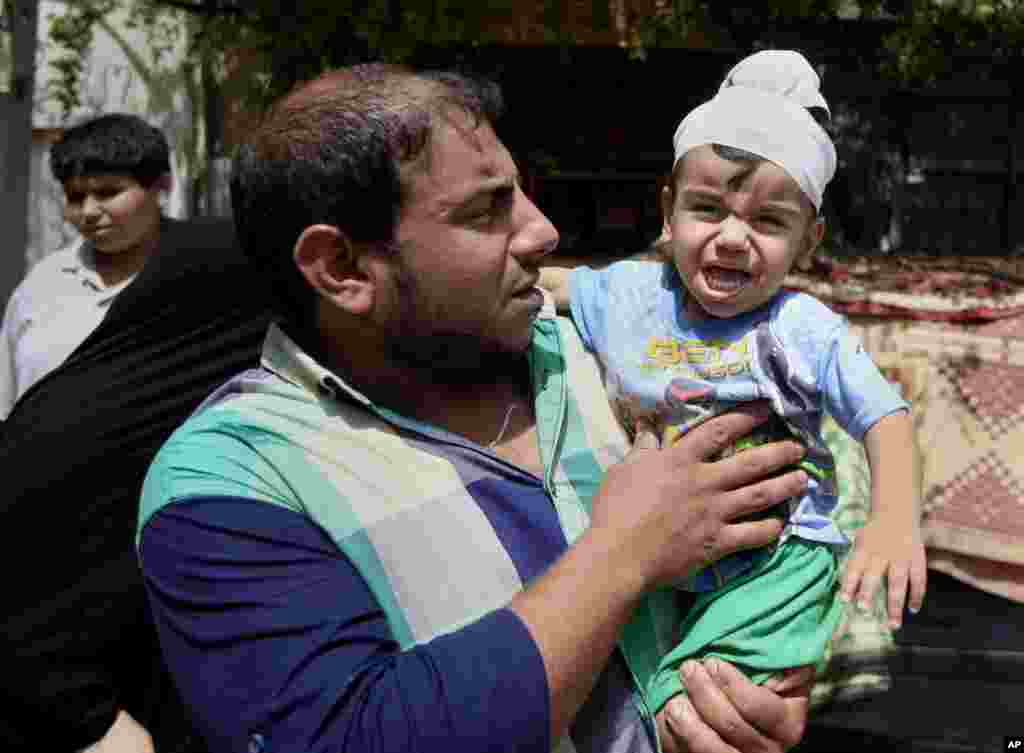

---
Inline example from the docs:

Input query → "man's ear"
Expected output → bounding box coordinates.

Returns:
[293,224,375,316]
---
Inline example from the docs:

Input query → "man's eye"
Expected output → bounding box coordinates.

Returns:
[757,215,784,228]
[96,188,121,199]
[470,192,513,224]
[691,204,721,216]
[66,193,84,204]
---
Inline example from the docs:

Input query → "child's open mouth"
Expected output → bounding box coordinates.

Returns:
[703,266,750,292]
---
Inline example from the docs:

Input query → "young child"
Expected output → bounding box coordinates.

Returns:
[0,113,171,418]
[541,50,926,714]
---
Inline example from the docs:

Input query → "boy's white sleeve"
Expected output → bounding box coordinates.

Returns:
[0,287,24,420]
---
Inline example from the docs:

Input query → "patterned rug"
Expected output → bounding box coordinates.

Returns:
[787,253,1024,321]
[787,255,1024,606]
[802,256,1024,714]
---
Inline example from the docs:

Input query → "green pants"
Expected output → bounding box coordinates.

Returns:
[645,537,843,715]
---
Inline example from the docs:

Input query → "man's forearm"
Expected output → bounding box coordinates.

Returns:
[511,524,648,743]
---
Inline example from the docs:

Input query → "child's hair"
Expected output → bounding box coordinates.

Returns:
[50,113,171,187]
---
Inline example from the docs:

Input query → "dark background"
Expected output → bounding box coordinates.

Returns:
[393,41,1024,262]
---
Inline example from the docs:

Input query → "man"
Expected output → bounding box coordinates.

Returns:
[138,64,815,753]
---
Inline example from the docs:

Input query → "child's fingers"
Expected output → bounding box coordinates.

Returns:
[886,564,909,629]
[908,555,928,614]
[853,559,886,612]
[838,557,864,604]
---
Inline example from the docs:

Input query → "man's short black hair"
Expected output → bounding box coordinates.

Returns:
[50,113,171,187]
[230,63,504,325]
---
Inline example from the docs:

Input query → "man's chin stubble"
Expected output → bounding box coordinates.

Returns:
[386,331,527,385]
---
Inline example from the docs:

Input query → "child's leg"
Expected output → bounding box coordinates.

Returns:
[645,537,843,716]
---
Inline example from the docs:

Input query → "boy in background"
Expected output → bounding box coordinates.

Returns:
[541,50,926,714]
[0,113,171,418]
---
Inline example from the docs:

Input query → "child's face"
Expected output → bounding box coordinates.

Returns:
[63,173,163,255]
[661,144,823,319]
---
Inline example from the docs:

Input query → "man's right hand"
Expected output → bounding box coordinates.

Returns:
[510,400,806,744]
[588,401,808,591]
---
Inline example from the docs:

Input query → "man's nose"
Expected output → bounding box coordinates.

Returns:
[510,189,559,260]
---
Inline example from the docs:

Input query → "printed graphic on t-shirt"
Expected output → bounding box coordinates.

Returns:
[615,331,765,446]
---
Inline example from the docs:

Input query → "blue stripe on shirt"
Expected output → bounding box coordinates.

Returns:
[468,476,568,584]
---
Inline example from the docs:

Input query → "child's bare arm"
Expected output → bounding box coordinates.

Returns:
[863,409,920,518]
[538,266,572,312]
[840,409,927,628]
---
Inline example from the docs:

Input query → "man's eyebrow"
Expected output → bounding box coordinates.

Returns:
[443,174,519,212]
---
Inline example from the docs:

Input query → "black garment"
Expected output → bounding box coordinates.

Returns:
[0,217,273,751]
[797,571,1024,753]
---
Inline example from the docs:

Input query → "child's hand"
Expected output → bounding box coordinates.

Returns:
[839,514,927,630]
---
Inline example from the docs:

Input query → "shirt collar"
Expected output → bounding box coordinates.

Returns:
[259,322,373,407]
[60,239,133,294]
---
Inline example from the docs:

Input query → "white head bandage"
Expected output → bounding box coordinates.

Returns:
[672,50,836,211]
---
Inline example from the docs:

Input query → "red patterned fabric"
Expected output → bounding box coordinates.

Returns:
[785,254,1024,322]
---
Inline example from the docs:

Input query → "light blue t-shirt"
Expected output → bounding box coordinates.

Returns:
[570,261,908,591]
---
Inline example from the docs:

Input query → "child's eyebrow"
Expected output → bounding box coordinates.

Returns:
[758,200,805,217]
[680,188,723,203]
[682,187,804,214]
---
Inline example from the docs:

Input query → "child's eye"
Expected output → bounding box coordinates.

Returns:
[691,204,721,217]
[66,193,84,205]
[757,215,784,228]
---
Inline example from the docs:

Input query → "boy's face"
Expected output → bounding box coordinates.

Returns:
[63,173,163,255]
[661,144,823,320]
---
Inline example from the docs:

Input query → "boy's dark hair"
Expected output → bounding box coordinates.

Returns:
[50,113,171,187]
[230,63,504,325]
